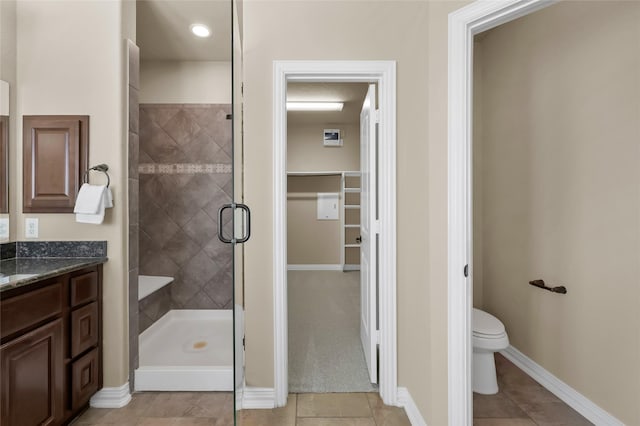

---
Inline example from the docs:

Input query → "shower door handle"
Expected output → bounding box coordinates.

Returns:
[217,203,251,244]
[217,204,234,244]
[235,203,251,244]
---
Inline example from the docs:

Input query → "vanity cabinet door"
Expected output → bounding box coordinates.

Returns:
[0,318,64,426]
[70,302,98,358]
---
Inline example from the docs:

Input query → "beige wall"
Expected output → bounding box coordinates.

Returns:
[14,1,130,387]
[474,2,640,423]
[287,121,359,265]
[287,175,342,265]
[140,60,231,104]
[242,2,469,423]
[287,123,359,172]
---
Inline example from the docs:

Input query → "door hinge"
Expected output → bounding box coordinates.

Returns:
[375,330,381,344]
[243,337,245,347]
[374,109,381,123]
[464,264,469,277]
[374,220,381,234]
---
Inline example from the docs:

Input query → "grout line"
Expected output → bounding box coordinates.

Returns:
[493,356,541,425]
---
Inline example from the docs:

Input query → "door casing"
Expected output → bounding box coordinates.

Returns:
[273,60,397,407]
[447,0,556,424]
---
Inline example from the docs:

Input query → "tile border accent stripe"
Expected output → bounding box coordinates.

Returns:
[139,163,232,175]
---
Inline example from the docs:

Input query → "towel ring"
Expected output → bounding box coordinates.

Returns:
[83,164,110,188]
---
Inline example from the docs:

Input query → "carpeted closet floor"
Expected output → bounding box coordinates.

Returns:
[288,270,377,393]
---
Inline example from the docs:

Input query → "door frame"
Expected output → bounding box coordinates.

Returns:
[447,0,556,423]
[273,60,397,407]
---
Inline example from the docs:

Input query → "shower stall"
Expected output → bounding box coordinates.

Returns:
[132,103,237,391]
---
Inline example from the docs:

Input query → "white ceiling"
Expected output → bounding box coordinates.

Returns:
[137,0,232,61]
[287,82,370,125]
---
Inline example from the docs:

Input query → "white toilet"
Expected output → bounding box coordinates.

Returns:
[472,308,509,395]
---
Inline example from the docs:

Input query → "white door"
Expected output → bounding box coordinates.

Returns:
[360,84,378,384]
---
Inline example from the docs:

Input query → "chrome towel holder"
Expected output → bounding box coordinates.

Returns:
[83,164,110,188]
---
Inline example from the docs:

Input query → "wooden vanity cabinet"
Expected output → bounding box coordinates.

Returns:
[0,265,103,426]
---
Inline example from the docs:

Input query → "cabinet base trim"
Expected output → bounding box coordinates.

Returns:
[89,382,131,408]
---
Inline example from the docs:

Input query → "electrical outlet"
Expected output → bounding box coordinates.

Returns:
[25,218,39,238]
[0,218,8,240]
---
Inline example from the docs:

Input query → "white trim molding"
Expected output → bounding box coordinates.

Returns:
[397,387,427,426]
[238,387,276,410]
[89,383,132,408]
[287,264,342,271]
[501,346,623,425]
[447,0,557,423]
[274,60,397,408]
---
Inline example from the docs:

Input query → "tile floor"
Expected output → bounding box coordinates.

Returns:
[474,354,593,425]
[72,392,409,426]
[73,354,592,426]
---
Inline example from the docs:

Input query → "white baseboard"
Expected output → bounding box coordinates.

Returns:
[397,387,427,426]
[90,383,132,408]
[501,346,623,426]
[287,264,342,271]
[239,387,275,409]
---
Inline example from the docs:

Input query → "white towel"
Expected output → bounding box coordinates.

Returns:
[74,184,113,224]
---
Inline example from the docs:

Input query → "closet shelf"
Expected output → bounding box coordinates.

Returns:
[342,171,362,272]
[287,170,359,176]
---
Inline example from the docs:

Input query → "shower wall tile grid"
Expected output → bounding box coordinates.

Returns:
[138,104,233,333]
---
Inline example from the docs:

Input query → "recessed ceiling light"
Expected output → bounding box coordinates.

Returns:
[286,102,344,111]
[190,23,211,38]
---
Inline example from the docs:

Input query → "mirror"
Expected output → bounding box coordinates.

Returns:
[1,0,15,242]
[0,80,9,239]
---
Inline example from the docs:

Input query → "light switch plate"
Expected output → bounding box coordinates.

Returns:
[25,218,39,238]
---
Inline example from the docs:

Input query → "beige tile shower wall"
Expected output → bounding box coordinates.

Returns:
[140,61,231,104]
[242,2,470,423]
[287,175,341,265]
[287,123,359,172]
[475,2,640,423]
[14,1,130,387]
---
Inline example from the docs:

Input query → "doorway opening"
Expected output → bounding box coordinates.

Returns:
[450,1,635,424]
[286,82,374,393]
[273,61,397,407]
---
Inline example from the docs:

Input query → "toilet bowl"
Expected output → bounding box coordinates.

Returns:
[473,308,509,395]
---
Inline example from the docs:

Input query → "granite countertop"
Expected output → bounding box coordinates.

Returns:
[0,257,108,293]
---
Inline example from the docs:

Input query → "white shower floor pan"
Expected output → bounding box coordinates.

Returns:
[135,309,233,391]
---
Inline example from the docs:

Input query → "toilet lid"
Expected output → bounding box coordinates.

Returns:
[473,308,505,336]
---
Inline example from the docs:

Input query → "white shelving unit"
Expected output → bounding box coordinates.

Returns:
[342,172,361,271]
[287,171,361,272]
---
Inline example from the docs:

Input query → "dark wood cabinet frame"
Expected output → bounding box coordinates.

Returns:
[23,115,89,213]
[0,265,103,425]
